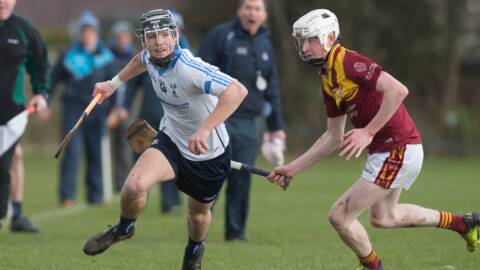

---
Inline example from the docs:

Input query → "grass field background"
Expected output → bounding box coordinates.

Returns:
[0,151,479,270]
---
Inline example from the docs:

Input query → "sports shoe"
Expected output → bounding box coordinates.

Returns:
[10,216,40,233]
[182,242,205,270]
[83,225,135,256]
[61,199,75,208]
[462,212,480,252]
[354,262,383,270]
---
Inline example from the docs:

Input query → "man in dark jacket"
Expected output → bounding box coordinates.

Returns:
[51,10,113,207]
[0,0,50,232]
[198,0,286,241]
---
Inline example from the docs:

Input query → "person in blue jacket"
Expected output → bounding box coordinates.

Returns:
[51,10,114,207]
[198,0,286,241]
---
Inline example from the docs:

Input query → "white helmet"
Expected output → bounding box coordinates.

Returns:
[292,9,340,66]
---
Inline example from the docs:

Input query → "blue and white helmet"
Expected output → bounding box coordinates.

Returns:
[292,9,340,66]
[137,9,178,65]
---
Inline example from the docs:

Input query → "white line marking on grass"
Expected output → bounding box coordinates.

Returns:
[30,204,89,222]
[30,196,119,222]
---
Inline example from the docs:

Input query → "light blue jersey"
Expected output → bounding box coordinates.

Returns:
[141,48,233,161]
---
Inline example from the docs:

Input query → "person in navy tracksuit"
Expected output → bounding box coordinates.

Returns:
[198,0,286,241]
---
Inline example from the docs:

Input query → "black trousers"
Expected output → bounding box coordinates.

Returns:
[0,142,17,219]
[225,117,259,240]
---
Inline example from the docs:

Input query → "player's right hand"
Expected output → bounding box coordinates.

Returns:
[188,126,210,155]
[267,165,294,188]
[92,81,115,104]
[28,94,47,113]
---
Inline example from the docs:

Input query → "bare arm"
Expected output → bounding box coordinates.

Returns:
[366,71,408,134]
[189,80,248,155]
[204,80,248,130]
[93,53,147,103]
[267,115,347,186]
[339,71,408,160]
[116,53,147,82]
[283,115,346,176]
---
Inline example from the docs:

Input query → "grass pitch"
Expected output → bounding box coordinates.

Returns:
[0,152,479,270]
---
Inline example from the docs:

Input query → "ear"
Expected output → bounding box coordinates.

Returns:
[326,32,337,48]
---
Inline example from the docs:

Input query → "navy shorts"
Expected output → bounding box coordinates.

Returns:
[150,132,231,203]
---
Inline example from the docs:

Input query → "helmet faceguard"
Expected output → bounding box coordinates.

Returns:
[137,9,178,66]
[292,9,340,67]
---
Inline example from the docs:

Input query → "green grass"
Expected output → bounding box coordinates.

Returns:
[1,152,479,269]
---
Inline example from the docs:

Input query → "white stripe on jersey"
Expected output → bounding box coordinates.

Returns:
[143,48,233,161]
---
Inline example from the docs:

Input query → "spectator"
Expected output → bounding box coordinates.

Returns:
[9,145,40,232]
[50,10,114,207]
[106,20,135,192]
[0,0,50,230]
[198,0,286,241]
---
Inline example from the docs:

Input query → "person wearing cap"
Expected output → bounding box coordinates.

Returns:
[168,8,190,49]
[50,10,114,208]
[105,20,135,193]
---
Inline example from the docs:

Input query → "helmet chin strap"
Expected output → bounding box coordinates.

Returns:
[307,39,339,67]
[149,44,177,67]
[307,57,327,67]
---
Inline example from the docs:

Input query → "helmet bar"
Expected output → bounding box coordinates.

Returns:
[138,9,178,66]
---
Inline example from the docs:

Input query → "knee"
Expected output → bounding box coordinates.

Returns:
[122,175,148,197]
[13,145,23,161]
[328,205,349,231]
[188,209,211,226]
[370,210,395,228]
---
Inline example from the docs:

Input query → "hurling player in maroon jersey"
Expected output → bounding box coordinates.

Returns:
[267,9,479,270]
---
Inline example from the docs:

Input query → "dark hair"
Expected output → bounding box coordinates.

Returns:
[140,9,176,32]
[238,0,267,9]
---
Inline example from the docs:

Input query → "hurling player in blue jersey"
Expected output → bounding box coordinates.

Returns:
[82,9,248,270]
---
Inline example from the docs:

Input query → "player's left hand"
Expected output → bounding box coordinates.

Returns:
[189,127,211,155]
[28,94,47,113]
[338,128,373,160]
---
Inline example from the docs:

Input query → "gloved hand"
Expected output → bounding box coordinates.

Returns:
[261,132,285,166]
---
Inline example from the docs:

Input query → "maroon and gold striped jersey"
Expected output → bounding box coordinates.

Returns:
[320,44,421,153]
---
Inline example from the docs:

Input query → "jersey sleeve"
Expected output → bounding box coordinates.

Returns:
[179,51,234,97]
[343,51,383,90]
